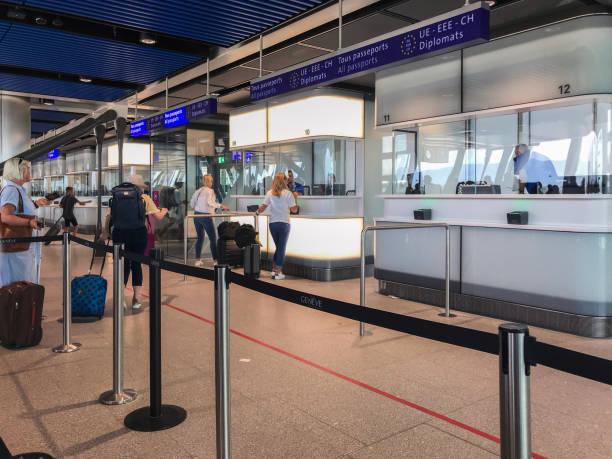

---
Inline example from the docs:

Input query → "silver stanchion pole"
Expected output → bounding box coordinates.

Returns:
[53,232,81,353]
[215,265,231,459]
[100,243,137,405]
[183,215,188,281]
[499,323,531,459]
[439,225,456,318]
[359,228,367,337]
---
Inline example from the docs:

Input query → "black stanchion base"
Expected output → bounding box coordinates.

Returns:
[124,405,187,432]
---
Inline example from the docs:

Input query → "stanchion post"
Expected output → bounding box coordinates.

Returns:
[53,232,81,353]
[215,265,231,459]
[359,228,367,337]
[183,215,188,281]
[100,243,137,405]
[439,225,456,318]
[499,324,531,459]
[124,248,187,431]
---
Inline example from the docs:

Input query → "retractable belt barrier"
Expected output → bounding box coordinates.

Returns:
[5,234,611,388]
[0,235,62,245]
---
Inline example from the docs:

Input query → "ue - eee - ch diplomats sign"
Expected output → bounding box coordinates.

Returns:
[250,7,489,102]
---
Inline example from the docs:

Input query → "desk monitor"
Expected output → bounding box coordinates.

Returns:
[326,184,346,195]
[312,184,326,195]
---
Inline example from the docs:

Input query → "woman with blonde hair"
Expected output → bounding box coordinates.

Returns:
[256,173,297,280]
[0,158,50,287]
[190,174,228,266]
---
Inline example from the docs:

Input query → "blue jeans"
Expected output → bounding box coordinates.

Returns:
[269,222,290,269]
[194,212,217,260]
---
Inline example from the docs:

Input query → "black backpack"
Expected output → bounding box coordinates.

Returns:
[109,183,146,231]
[235,224,257,248]
[217,221,241,240]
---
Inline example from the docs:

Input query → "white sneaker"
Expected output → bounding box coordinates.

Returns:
[274,272,285,280]
[270,271,277,279]
[131,297,142,311]
[194,260,204,267]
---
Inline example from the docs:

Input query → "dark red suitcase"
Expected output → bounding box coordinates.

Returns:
[0,281,45,348]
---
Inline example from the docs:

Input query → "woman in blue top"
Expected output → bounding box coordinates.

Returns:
[0,158,50,287]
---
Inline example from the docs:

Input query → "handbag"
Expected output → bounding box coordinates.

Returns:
[0,186,34,253]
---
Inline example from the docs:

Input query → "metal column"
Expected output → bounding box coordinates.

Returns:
[100,243,137,405]
[499,324,532,459]
[438,226,455,318]
[215,265,231,459]
[53,232,81,353]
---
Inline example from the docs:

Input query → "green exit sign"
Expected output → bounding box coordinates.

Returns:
[217,156,226,164]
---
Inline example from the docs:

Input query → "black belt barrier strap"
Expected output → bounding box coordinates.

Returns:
[0,235,62,244]
[529,341,612,386]
[230,271,500,356]
[69,235,113,253]
[35,234,612,387]
[159,259,215,281]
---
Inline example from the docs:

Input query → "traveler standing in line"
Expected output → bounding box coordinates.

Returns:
[255,173,298,280]
[60,186,91,235]
[190,174,228,267]
[0,158,50,287]
[99,174,167,310]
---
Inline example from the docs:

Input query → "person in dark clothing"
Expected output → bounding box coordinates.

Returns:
[60,187,91,235]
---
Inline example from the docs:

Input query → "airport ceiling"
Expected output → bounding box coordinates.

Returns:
[0,0,608,140]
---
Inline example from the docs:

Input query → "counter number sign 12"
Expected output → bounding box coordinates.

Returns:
[558,84,571,95]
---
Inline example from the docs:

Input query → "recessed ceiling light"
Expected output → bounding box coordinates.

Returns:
[139,32,156,45]
[486,1,496,6]
[6,8,26,20]
[51,17,63,27]
[42,98,54,106]
[79,76,92,83]
[35,16,47,25]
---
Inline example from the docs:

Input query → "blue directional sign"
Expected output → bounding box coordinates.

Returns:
[186,98,217,120]
[164,107,188,128]
[250,6,489,102]
[129,119,149,137]
[47,148,59,159]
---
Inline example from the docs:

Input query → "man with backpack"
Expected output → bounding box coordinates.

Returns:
[99,175,167,311]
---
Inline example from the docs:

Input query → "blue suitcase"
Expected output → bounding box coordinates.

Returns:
[71,241,108,319]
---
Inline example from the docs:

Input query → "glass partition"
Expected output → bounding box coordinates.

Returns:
[239,138,358,196]
[391,101,609,195]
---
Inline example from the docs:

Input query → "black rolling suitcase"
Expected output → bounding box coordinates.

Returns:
[217,239,243,267]
[0,281,45,348]
[243,244,260,278]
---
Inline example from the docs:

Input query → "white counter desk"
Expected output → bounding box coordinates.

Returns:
[375,195,612,337]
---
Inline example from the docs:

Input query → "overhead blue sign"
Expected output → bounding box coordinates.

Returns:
[186,98,217,120]
[129,119,149,137]
[47,149,59,159]
[164,107,188,128]
[250,6,489,102]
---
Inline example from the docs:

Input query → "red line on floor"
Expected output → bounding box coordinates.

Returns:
[134,291,547,459]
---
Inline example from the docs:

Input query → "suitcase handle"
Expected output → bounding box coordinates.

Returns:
[88,239,109,276]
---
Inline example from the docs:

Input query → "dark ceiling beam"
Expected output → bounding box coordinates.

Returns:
[0,1,218,57]
[0,64,143,91]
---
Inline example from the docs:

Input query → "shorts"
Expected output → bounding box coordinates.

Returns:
[63,216,78,227]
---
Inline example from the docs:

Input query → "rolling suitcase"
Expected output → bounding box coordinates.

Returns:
[217,239,243,267]
[71,241,108,319]
[243,244,260,278]
[0,281,45,348]
[44,215,64,245]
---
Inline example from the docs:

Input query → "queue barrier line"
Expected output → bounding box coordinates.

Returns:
[5,234,612,387]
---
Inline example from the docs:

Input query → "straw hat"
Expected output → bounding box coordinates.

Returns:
[129,174,146,190]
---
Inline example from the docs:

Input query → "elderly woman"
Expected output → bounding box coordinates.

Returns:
[0,158,50,287]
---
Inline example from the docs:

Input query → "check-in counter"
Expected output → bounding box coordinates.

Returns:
[231,196,364,281]
[374,195,612,337]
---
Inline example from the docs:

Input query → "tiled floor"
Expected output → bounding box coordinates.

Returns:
[1,241,611,458]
